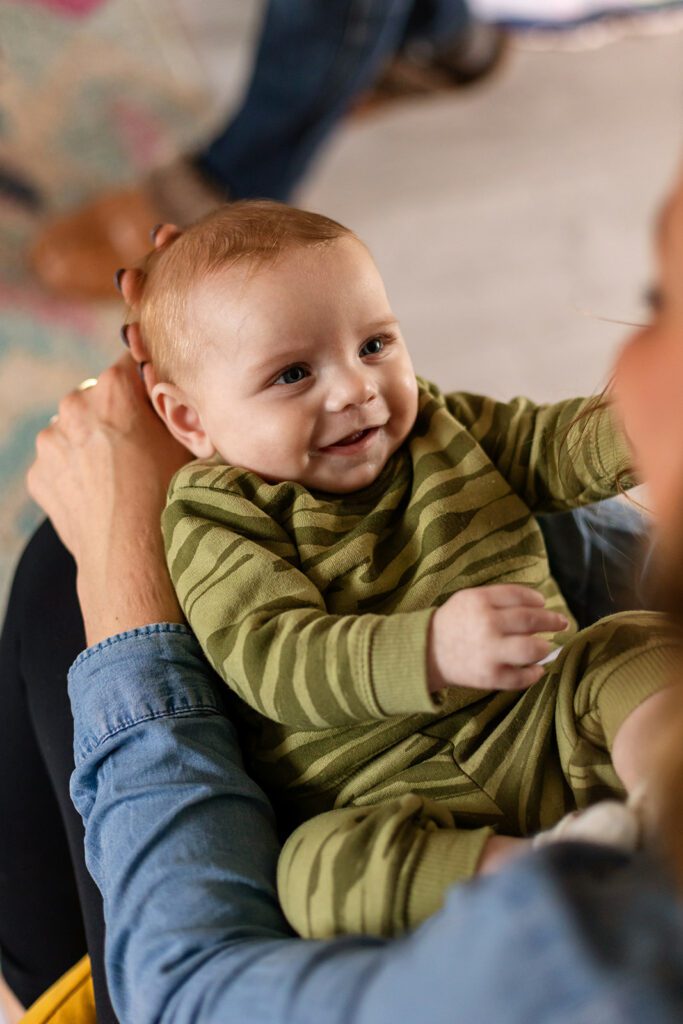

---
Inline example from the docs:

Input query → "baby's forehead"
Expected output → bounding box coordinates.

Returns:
[185,258,298,352]
[187,235,382,345]
[193,237,370,302]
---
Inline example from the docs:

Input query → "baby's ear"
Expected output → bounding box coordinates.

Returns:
[151,382,216,459]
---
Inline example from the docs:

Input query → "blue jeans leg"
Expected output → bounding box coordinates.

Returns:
[538,498,652,629]
[400,0,472,50]
[358,845,683,1024]
[197,0,470,201]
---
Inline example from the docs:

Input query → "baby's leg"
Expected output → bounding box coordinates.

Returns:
[277,794,496,939]
[611,685,681,792]
[552,610,680,805]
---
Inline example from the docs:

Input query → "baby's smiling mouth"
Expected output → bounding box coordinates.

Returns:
[333,428,370,446]
[319,426,380,452]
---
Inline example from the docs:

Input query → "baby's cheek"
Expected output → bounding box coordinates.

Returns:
[261,418,306,466]
[393,374,419,436]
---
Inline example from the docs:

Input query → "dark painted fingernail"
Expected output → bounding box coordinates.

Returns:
[120,325,130,347]
[150,224,162,243]
[138,360,148,381]
[113,268,124,293]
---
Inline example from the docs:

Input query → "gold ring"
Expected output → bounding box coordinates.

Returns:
[77,378,98,391]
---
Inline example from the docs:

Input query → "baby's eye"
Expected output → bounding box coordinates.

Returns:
[275,365,309,385]
[360,336,385,357]
[643,284,663,315]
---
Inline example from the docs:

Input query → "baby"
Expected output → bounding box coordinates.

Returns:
[138,201,676,939]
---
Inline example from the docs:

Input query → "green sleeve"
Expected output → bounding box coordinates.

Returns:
[162,477,437,729]
[443,390,634,512]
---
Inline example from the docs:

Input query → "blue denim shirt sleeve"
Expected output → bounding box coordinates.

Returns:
[68,626,683,1024]
[68,625,387,1024]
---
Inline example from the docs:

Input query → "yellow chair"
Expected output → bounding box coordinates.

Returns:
[20,958,95,1024]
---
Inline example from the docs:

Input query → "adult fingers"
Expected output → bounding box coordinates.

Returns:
[119,267,146,307]
[92,355,152,422]
[117,327,158,397]
[27,418,71,513]
[51,357,145,438]
[118,224,181,306]
[120,320,151,366]
[51,383,103,441]
[153,223,181,247]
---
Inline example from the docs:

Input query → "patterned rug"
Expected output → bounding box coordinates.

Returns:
[1,0,683,615]
[0,0,221,613]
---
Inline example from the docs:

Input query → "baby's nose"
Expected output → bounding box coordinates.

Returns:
[326,368,377,411]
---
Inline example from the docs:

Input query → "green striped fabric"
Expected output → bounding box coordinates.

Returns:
[162,379,631,820]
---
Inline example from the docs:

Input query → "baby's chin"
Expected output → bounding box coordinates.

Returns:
[245,460,386,494]
[307,459,393,495]
[214,437,399,492]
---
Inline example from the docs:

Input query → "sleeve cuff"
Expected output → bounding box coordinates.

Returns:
[68,624,226,767]
[369,609,438,716]
[594,406,634,486]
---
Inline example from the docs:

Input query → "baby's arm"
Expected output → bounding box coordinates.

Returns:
[164,477,566,729]
[163,474,437,727]
[444,389,633,513]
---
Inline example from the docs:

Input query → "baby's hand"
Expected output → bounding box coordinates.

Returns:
[427,584,568,693]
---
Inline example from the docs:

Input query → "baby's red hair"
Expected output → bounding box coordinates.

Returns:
[138,200,356,384]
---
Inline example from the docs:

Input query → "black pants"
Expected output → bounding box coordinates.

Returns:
[0,520,117,1022]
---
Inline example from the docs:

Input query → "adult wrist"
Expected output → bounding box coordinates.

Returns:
[76,555,184,647]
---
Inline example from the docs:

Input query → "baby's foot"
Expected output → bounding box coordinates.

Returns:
[532,799,642,853]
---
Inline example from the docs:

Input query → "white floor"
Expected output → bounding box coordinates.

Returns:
[173,4,683,403]
[302,37,683,403]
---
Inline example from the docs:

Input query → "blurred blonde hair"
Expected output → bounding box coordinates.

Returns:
[646,546,683,888]
[137,200,356,384]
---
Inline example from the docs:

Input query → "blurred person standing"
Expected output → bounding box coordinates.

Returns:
[30,0,507,299]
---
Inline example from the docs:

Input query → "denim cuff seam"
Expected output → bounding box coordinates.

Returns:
[77,704,223,760]
[71,622,193,670]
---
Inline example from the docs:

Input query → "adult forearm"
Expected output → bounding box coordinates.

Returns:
[76,528,184,646]
[68,627,387,1023]
[25,357,191,647]
[68,628,683,1024]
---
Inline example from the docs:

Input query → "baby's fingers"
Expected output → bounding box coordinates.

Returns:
[500,634,554,667]
[485,585,546,608]
[492,663,546,691]
[498,607,568,636]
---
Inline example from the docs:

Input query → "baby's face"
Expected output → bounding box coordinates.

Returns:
[187,237,418,493]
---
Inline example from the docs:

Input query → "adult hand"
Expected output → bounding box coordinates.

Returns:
[118,221,182,396]
[27,354,191,646]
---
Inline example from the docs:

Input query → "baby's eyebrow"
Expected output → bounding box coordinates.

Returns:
[245,347,307,376]
[363,317,399,332]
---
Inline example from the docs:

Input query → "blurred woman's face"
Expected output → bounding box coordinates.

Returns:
[613,170,683,531]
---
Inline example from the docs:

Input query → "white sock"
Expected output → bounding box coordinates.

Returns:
[532,798,642,853]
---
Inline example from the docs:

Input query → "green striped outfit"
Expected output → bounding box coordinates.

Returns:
[163,379,676,939]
